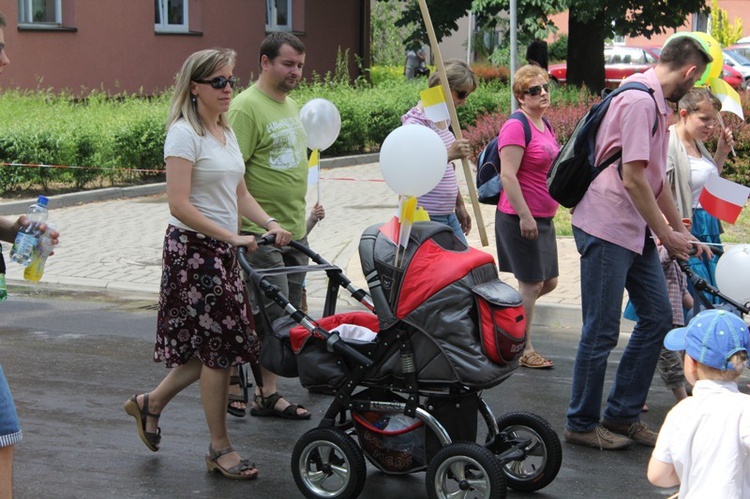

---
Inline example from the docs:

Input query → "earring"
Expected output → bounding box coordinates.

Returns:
[191,94,197,104]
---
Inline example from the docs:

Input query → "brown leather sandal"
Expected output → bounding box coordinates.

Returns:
[123,393,161,452]
[205,445,258,480]
[250,392,311,420]
[519,351,554,369]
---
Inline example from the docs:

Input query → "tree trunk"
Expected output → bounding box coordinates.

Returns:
[566,7,607,94]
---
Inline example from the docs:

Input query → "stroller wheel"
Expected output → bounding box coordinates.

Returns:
[426,442,507,499]
[491,411,562,492]
[291,427,366,499]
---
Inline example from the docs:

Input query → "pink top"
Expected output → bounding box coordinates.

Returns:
[401,105,459,215]
[497,116,560,218]
[571,69,671,254]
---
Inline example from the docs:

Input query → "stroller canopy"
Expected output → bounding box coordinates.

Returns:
[358,222,517,388]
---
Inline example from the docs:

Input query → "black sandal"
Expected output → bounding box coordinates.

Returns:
[250,392,311,420]
[227,364,248,418]
[123,393,161,452]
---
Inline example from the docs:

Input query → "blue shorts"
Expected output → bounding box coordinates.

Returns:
[0,363,22,447]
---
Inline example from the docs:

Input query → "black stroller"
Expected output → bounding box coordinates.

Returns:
[238,222,563,499]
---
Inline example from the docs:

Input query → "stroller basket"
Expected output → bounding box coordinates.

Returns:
[352,409,426,474]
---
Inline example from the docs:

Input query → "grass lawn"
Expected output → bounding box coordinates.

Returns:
[553,205,750,244]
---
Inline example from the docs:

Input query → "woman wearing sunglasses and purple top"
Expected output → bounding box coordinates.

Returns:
[401,59,478,244]
[496,65,560,369]
[123,48,291,480]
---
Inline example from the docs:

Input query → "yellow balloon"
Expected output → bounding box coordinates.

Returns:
[664,31,723,87]
[694,32,723,80]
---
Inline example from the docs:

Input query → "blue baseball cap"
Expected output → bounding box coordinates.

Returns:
[664,309,750,370]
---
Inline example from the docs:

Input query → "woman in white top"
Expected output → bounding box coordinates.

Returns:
[667,88,733,305]
[123,48,291,480]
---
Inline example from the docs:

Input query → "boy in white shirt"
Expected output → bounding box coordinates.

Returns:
[648,309,750,498]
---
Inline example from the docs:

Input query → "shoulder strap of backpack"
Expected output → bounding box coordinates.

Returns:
[542,116,553,134]
[608,82,658,136]
[508,110,534,147]
[594,82,660,171]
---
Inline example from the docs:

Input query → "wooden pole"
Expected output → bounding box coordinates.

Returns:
[717,113,737,157]
[416,0,489,247]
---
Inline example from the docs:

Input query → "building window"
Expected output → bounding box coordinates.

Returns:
[266,0,291,31]
[155,0,188,33]
[19,0,62,25]
[694,12,708,33]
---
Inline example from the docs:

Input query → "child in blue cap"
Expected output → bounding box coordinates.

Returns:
[648,309,750,497]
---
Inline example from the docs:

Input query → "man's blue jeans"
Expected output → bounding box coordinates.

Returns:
[566,227,672,432]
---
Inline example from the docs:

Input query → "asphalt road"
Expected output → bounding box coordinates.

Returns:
[0,289,682,498]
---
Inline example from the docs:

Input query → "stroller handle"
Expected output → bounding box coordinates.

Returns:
[257,234,276,246]
[678,259,750,314]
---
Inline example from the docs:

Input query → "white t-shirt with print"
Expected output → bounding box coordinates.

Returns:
[164,119,245,234]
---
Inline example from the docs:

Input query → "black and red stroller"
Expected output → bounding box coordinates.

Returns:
[239,222,562,499]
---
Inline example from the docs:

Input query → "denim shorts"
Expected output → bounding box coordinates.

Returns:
[0,363,22,447]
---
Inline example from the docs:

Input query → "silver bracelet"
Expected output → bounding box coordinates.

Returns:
[263,217,278,230]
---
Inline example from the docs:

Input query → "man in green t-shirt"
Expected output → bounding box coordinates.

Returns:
[228,32,310,419]
[227,32,311,420]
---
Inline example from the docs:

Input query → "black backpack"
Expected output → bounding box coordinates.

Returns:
[546,82,658,208]
[476,111,551,205]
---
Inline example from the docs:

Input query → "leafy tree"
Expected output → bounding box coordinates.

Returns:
[394,0,709,93]
[548,35,568,63]
[566,0,708,92]
[395,0,565,54]
[708,0,743,47]
[371,0,415,65]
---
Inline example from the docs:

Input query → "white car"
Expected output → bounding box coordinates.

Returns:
[722,49,750,83]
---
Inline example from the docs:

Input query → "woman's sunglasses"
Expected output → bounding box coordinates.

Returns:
[455,90,470,99]
[193,76,238,89]
[525,84,549,96]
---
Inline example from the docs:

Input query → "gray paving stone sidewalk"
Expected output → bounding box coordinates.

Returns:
[1,158,585,327]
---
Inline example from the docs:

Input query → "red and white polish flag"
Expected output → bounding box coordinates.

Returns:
[698,173,750,224]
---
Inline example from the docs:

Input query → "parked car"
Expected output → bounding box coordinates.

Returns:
[722,48,750,81]
[730,43,750,60]
[548,45,745,91]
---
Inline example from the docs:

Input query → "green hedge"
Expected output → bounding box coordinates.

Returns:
[0,90,168,194]
[0,76,748,194]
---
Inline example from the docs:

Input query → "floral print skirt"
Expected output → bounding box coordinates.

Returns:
[154,225,259,369]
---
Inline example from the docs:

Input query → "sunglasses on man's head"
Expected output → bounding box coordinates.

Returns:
[193,76,238,89]
[525,83,549,96]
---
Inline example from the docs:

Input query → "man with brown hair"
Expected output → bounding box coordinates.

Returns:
[227,32,311,420]
[564,35,713,450]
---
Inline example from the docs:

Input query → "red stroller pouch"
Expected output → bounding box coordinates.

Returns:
[472,280,526,366]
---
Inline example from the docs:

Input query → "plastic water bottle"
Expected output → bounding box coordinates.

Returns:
[24,222,56,282]
[9,195,49,266]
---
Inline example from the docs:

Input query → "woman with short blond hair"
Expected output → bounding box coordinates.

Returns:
[496,64,560,369]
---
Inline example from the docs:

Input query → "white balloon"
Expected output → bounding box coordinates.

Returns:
[716,244,750,305]
[379,125,447,198]
[299,98,341,151]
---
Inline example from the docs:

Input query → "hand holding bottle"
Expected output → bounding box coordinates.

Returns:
[10,195,49,265]
[24,222,58,282]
